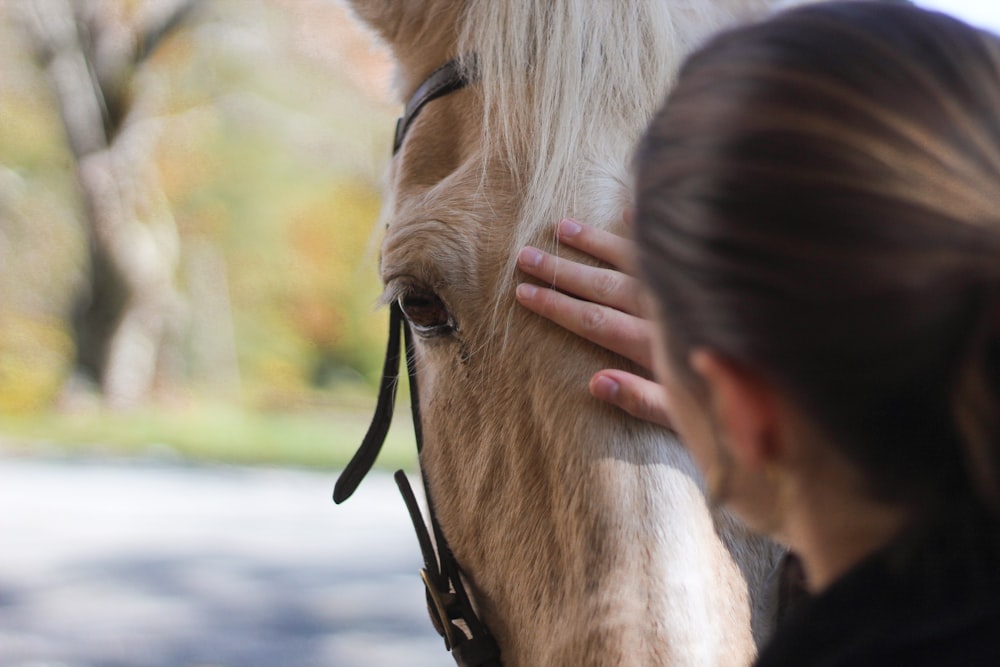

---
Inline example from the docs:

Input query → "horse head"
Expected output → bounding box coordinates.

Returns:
[341,2,785,664]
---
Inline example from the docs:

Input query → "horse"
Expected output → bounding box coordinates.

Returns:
[339,1,791,664]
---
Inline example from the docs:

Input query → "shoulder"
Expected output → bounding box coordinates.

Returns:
[755,520,1000,667]
[757,582,1000,667]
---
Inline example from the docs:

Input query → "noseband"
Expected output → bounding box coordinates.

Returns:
[333,57,502,667]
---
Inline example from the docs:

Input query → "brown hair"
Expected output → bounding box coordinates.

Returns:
[634,2,1000,519]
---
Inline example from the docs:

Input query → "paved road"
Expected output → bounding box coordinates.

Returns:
[0,456,448,667]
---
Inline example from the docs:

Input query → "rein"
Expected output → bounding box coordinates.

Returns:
[333,58,502,667]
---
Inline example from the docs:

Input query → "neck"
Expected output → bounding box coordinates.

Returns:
[784,475,910,593]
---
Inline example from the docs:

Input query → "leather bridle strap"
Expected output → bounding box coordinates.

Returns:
[393,56,477,155]
[334,305,502,666]
[333,54,475,502]
[334,55,498,667]
[332,305,402,503]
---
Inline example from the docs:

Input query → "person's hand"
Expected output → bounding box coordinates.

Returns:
[515,218,673,429]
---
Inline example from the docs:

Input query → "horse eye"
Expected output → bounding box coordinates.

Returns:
[397,290,455,337]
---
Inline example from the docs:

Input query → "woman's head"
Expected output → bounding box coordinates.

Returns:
[634,2,1000,521]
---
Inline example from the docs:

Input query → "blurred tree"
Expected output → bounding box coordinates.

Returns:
[2,0,396,414]
[148,0,396,404]
[19,0,200,409]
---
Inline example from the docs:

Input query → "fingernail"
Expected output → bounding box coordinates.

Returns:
[517,247,543,268]
[516,283,538,300]
[559,218,582,237]
[592,375,620,399]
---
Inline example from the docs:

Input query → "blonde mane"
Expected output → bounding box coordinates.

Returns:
[457,0,771,321]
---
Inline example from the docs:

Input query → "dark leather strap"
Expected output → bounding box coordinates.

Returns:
[332,304,403,504]
[393,57,477,155]
[395,471,501,666]
[335,55,499,666]
[333,302,502,666]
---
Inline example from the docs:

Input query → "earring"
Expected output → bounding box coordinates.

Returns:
[706,425,736,509]
[705,415,733,510]
[706,461,730,509]
[764,462,793,516]
[764,462,781,484]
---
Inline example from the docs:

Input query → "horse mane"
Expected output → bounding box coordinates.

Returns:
[456,0,768,329]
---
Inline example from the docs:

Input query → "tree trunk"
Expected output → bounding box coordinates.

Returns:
[22,0,193,408]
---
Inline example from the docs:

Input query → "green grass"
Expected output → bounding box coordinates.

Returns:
[0,403,419,471]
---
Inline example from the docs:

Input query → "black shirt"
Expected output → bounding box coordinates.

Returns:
[755,516,1000,666]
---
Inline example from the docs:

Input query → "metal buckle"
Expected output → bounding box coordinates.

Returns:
[421,568,458,649]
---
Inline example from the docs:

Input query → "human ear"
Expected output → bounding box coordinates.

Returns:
[689,349,781,470]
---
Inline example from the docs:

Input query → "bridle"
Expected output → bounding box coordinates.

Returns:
[391,57,478,155]
[333,57,503,667]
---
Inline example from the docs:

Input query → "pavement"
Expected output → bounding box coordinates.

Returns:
[0,456,448,667]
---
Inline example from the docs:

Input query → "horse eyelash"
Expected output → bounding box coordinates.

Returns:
[379,278,418,307]
[378,284,403,308]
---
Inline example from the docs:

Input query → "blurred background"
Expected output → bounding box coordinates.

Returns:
[1,1,997,666]
[1,1,435,666]
[0,0,417,465]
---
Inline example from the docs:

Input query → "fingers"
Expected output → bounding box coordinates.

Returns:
[516,245,643,316]
[515,215,669,430]
[515,282,653,369]
[555,218,636,274]
[589,370,675,430]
